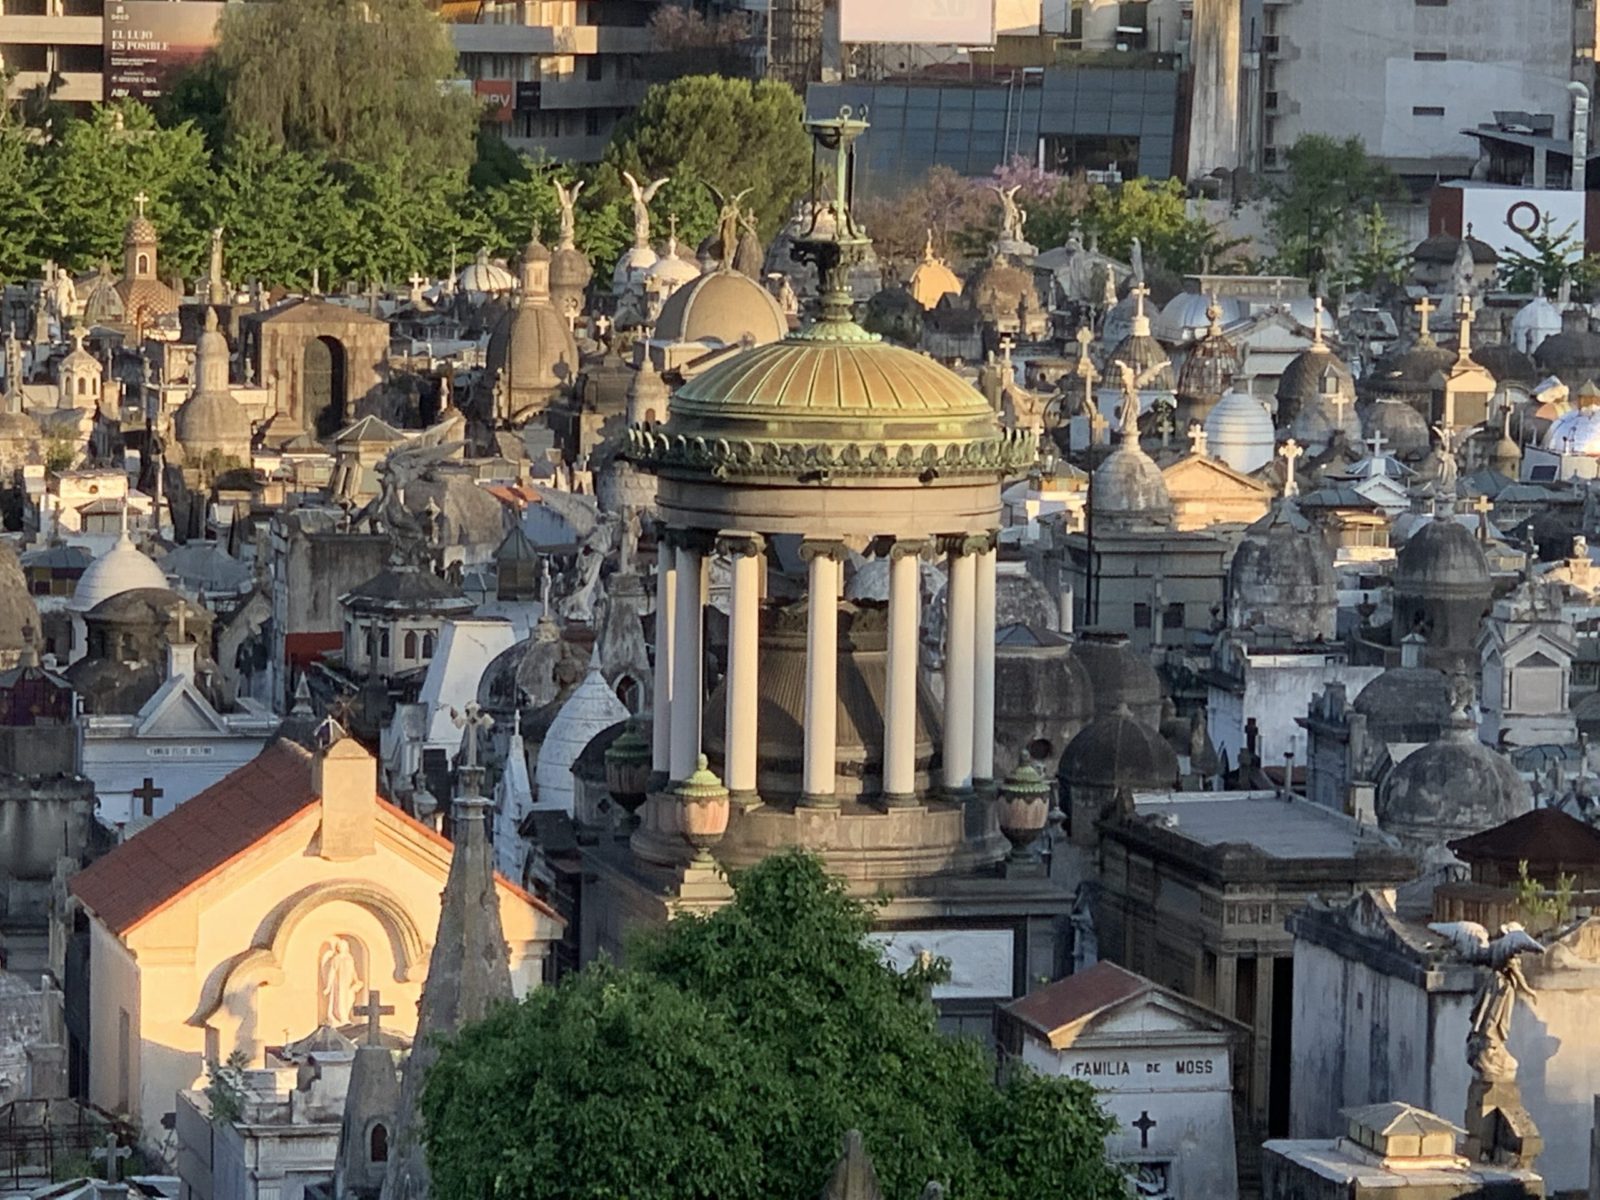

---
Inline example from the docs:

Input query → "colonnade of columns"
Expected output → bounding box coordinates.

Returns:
[651,526,1001,806]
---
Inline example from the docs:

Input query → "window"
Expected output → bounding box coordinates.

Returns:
[585,109,604,137]
[421,632,435,657]
[1415,0,1447,6]
[1414,50,1447,61]
[1164,602,1185,631]
[379,629,391,658]
[370,1123,389,1163]
[136,253,149,275]
[585,55,602,81]
[1413,106,1446,117]
[1134,603,1151,629]
[403,631,418,660]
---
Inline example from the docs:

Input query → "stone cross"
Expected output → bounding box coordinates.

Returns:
[1187,423,1208,458]
[92,1133,132,1183]
[1471,492,1492,541]
[1130,280,1150,321]
[353,989,394,1046]
[1456,292,1475,352]
[132,191,148,220]
[594,314,612,340]
[452,702,494,770]
[132,777,163,817]
[1414,295,1435,339]
[1365,430,1387,463]
[1075,325,1093,357]
[998,335,1014,373]
[1311,294,1324,343]
[1279,438,1304,497]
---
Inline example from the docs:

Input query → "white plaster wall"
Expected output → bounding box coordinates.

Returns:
[1274,0,1574,164]
[85,736,271,827]
[87,921,140,1120]
[1211,664,1384,772]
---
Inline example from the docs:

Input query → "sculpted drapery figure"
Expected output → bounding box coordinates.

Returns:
[1429,920,1544,1081]
[621,172,669,250]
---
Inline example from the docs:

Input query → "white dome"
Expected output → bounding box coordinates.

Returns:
[533,663,628,816]
[612,244,659,295]
[1204,389,1276,474]
[457,251,515,299]
[645,237,700,287]
[1546,406,1600,454]
[1152,293,1245,344]
[1512,296,1563,356]
[70,533,169,612]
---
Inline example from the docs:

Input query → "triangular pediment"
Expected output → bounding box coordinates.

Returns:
[1163,454,1273,496]
[134,676,230,737]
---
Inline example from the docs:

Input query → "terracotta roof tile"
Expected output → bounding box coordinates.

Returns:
[70,739,318,935]
[1000,961,1150,1039]
[1448,807,1600,866]
[71,738,563,935]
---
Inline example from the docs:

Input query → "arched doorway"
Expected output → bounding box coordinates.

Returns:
[306,335,348,436]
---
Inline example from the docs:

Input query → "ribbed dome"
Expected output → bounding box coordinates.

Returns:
[1092,441,1172,524]
[70,532,168,613]
[457,250,515,298]
[908,243,962,310]
[1511,295,1563,355]
[1533,328,1600,387]
[484,299,579,405]
[1058,705,1178,791]
[1175,315,1241,406]
[1545,405,1600,454]
[534,662,628,816]
[1203,389,1275,473]
[1277,343,1354,409]
[654,269,787,346]
[1228,502,1336,640]
[1289,388,1363,451]
[664,321,1002,446]
[1070,632,1163,727]
[1361,398,1431,460]
[1153,292,1244,344]
[1354,666,1453,744]
[175,389,252,456]
[1395,517,1491,590]
[80,265,125,325]
[995,625,1094,773]
[1378,721,1531,848]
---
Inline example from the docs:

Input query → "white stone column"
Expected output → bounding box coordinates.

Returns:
[942,537,978,795]
[650,536,676,782]
[883,541,923,805]
[801,541,843,805]
[722,533,764,805]
[973,537,998,791]
[668,538,705,783]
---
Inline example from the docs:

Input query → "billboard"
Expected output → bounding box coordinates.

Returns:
[838,0,996,46]
[104,0,224,103]
[1430,182,1593,259]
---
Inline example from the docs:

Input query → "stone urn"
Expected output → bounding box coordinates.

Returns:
[603,718,652,822]
[995,762,1051,861]
[675,753,730,864]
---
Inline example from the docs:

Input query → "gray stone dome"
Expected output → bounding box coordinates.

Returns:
[1092,442,1172,528]
[1378,720,1532,850]
[1070,631,1163,728]
[994,624,1093,778]
[1227,503,1337,641]
[1058,704,1178,792]
[1354,665,1454,747]
[1393,517,1492,669]
[1361,338,1454,411]
[1473,342,1537,385]
[175,389,252,458]
[1533,327,1600,388]
[1361,398,1431,461]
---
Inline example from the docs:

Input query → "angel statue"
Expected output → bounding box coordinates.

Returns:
[992,183,1027,244]
[621,171,670,250]
[1432,422,1459,495]
[554,179,583,250]
[706,184,751,268]
[1428,920,1544,1082]
[1112,359,1140,438]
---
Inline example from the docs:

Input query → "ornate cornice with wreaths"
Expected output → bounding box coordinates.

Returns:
[625,424,1037,481]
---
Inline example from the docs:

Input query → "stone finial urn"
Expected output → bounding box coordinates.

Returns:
[675,753,730,863]
[603,718,652,818]
[995,762,1051,860]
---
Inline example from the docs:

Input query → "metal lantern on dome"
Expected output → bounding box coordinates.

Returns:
[995,762,1052,861]
[603,718,652,820]
[675,754,730,863]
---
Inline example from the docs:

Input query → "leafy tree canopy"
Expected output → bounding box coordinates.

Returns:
[596,74,810,241]
[212,0,478,176]
[1266,134,1399,280]
[422,852,1122,1200]
[1498,218,1600,296]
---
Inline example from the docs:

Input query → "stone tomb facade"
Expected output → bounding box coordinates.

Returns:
[997,961,1246,1200]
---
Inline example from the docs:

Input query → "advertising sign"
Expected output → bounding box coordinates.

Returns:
[473,78,514,123]
[104,0,224,103]
[839,0,996,46]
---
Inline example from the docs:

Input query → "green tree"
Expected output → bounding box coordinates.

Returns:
[0,118,44,278]
[39,102,213,275]
[206,131,348,288]
[422,852,1122,1200]
[1344,202,1409,292]
[596,74,810,239]
[1498,218,1600,297]
[1078,176,1237,275]
[1267,134,1399,280]
[213,0,478,177]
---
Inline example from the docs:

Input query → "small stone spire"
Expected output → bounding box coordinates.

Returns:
[381,705,513,1200]
[1130,281,1152,338]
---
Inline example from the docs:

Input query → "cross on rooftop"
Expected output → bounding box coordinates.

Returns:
[1471,493,1492,541]
[132,777,163,817]
[353,989,394,1046]
[1414,295,1435,338]
[1188,423,1208,458]
[132,191,148,219]
[1279,438,1304,497]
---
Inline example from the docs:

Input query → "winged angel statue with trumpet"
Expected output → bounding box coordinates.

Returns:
[1428,920,1545,1082]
